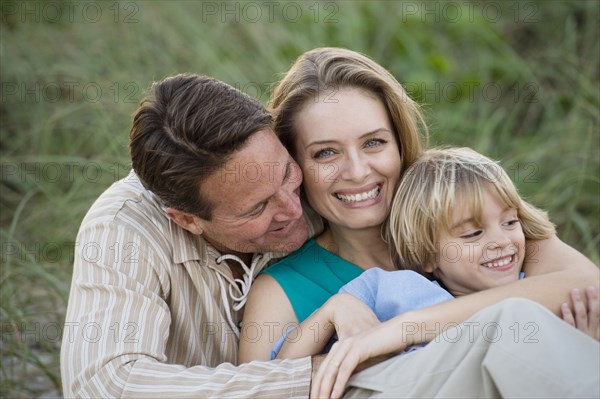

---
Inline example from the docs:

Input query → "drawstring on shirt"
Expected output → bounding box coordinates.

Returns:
[163,207,265,340]
[215,254,263,339]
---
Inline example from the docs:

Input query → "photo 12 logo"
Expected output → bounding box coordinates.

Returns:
[1,1,140,24]
[200,1,339,23]
[1,161,131,184]
[1,81,141,104]
[399,1,539,23]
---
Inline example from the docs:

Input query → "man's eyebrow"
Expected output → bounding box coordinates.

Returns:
[239,196,268,218]
[239,161,291,218]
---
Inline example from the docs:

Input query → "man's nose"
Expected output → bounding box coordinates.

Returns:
[274,186,303,222]
[274,162,304,222]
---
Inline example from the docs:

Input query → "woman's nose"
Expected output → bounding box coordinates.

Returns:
[340,151,369,182]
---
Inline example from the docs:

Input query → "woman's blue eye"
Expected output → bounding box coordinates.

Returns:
[365,138,387,148]
[314,148,335,159]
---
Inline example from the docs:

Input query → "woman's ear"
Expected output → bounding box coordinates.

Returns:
[165,208,203,235]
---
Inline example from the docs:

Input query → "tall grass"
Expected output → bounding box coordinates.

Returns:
[1,1,598,397]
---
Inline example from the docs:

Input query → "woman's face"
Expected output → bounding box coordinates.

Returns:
[293,88,402,231]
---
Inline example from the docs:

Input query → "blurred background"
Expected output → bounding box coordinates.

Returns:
[1,0,598,397]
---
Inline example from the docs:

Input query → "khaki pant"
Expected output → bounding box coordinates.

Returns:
[344,298,600,398]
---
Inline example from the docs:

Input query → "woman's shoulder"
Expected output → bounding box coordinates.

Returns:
[263,239,320,275]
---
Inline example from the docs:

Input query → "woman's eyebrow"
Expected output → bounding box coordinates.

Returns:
[306,128,392,147]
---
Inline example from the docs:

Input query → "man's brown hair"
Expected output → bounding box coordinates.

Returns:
[130,74,271,220]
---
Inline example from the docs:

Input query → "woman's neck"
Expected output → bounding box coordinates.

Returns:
[315,226,395,271]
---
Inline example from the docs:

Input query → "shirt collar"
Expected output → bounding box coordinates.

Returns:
[166,215,208,264]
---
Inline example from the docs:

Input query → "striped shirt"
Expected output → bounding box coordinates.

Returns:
[60,171,319,398]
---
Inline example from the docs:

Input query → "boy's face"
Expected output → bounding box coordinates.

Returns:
[428,187,525,296]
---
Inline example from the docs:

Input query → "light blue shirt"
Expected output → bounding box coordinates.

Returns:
[339,268,454,322]
[270,268,453,359]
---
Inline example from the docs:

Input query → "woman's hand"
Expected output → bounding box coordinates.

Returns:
[310,316,410,399]
[278,293,379,360]
[307,293,385,398]
[561,286,599,341]
[325,293,380,340]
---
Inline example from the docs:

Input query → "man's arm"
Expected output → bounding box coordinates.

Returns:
[60,221,312,398]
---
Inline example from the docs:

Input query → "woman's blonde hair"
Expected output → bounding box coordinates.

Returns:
[269,47,427,171]
[388,147,555,274]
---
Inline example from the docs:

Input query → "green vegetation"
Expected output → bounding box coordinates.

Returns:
[1,1,598,396]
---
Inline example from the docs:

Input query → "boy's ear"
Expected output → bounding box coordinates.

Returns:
[166,208,203,235]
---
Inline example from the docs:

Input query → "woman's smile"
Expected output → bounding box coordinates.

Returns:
[293,88,401,231]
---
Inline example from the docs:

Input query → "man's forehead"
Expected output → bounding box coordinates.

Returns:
[201,130,294,209]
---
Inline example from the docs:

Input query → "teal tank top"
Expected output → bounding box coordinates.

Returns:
[262,239,364,323]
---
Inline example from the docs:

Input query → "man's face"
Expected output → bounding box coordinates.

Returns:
[196,129,309,255]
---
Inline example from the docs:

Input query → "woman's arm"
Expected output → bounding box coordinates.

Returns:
[277,293,380,359]
[276,304,336,359]
[355,236,598,348]
[310,235,599,397]
[524,235,597,276]
[561,287,599,340]
[392,235,598,344]
[240,275,382,364]
[238,274,299,363]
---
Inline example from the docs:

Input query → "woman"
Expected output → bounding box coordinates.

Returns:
[239,48,599,398]
[239,46,425,362]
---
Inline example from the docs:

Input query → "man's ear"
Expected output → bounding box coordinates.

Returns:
[165,208,203,235]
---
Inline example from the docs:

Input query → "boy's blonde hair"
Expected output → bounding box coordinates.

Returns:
[388,147,555,274]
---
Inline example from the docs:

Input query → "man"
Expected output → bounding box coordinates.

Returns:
[60,74,322,397]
